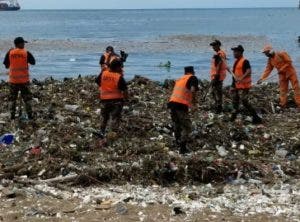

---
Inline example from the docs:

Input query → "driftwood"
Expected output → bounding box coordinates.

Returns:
[15,174,78,185]
[40,175,78,184]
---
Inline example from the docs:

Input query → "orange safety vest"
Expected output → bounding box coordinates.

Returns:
[210,50,227,81]
[102,53,119,70]
[233,57,252,89]
[100,70,124,100]
[169,74,193,107]
[9,48,29,84]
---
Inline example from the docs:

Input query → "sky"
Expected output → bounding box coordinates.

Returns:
[19,0,298,9]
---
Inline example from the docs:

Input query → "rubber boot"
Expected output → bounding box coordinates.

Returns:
[179,142,190,155]
[230,112,237,122]
[252,113,262,125]
[215,105,223,114]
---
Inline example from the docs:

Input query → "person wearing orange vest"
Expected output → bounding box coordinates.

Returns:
[257,45,300,109]
[230,45,262,124]
[99,46,121,71]
[3,37,36,120]
[168,66,199,154]
[210,40,228,114]
[97,59,128,135]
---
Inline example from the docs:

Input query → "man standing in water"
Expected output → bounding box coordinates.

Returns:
[209,40,228,114]
[3,37,36,120]
[168,66,199,154]
[230,45,262,124]
[257,45,300,109]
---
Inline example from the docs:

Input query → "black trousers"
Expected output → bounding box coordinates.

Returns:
[211,79,223,110]
[9,83,33,119]
[170,108,191,144]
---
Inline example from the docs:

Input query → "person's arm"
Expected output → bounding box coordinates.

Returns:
[95,72,102,86]
[27,51,36,65]
[187,76,199,109]
[3,51,10,69]
[118,76,128,99]
[99,55,105,66]
[259,59,274,81]
[191,86,198,108]
[236,60,251,82]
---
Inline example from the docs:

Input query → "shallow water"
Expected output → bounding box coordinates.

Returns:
[0,8,299,81]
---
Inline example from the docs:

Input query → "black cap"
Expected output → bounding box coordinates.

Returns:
[210,40,222,46]
[106,46,114,52]
[184,66,195,74]
[231,45,244,52]
[14,37,28,45]
[110,59,122,71]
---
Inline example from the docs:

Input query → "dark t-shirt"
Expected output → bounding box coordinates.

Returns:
[3,50,35,69]
[232,58,251,88]
[168,75,199,111]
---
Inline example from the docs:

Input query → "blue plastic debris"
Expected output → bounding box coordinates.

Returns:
[0,134,14,145]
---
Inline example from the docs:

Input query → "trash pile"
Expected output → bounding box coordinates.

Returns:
[0,75,300,219]
[0,76,299,185]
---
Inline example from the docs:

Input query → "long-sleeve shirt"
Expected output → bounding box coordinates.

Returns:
[3,50,36,69]
[261,51,296,80]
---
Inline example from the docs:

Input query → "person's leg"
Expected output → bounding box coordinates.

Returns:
[241,90,262,124]
[279,74,289,108]
[20,84,33,119]
[9,84,19,120]
[111,101,124,132]
[211,80,218,111]
[289,73,300,107]
[100,102,112,134]
[179,110,192,154]
[215,80,223,113]
[231,89,240,121]
[170,108,182,144]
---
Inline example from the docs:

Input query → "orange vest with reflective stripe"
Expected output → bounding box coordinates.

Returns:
[9,48,29,84]
[169,74,193,107]
[210,50,227,81]
[100,70,124,100]
[233,57,252,89]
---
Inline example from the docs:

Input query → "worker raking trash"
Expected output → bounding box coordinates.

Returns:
[97,59,128,136]
[209,40,229,114]
[168,66,199,154]
[258,45,300,109]
[230,45,262,124]
[3,37,36,120]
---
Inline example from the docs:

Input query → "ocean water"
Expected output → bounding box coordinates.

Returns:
[0,8,299,82]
